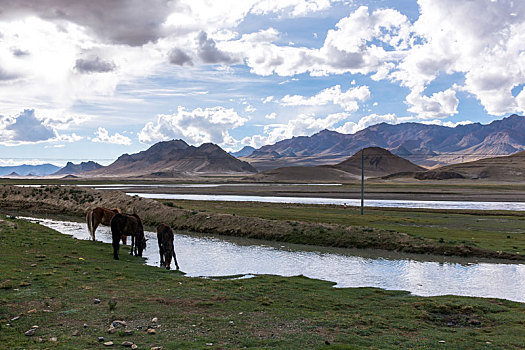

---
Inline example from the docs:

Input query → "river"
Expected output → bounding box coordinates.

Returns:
[20,216,525,303]
[126,193,525,211]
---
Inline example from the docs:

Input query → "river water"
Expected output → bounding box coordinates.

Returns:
[126,193,525,211]
[20,216,525,303]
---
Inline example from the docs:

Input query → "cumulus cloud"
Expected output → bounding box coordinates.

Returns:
[0,67,18,81]
[75,57,116,73]
[280,85,370,111]
[242,112,349,147]
[11,48,30,57]
[406,88,459,119]
[197,31,238,64]
[92,127,131,145]
[168,48,193,66]
[1,109,55,142]
[139,106,247,146]
[0,0,176,46]
[335,113,399,134]
[0,109,82,145]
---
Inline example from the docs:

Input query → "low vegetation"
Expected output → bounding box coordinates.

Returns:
[1,184,524,260]
[1,217,525,348]
[162,200,525,256]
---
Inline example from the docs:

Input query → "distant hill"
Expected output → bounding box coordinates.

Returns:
[231,146,255,158]
[87,139,257,177]
[243,114,525,170]
[420,151,525,181]
[326,147,425,177]
[53,161,103,176]
[250,147,423,182]
[0,163,60,176]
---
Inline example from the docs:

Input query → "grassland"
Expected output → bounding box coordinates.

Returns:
[1,217,525,349]
[161,200,525,255]
[1,184,525,260]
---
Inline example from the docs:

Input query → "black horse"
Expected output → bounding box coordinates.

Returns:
[156,223,179,270]
[110,213,147,260]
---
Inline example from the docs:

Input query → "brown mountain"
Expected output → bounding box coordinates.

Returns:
[423,151,525,182]
[250,147,423,182]
[243,114,525,171]
[53,161,103,175]
[87,140,257,177]
[325,147,425,177]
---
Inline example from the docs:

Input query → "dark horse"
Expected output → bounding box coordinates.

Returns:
[110,213,147,260]
[156,223,179,270]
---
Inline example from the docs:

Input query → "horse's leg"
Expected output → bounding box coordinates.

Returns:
[171,245,179,270]
[112,232,120,260]
[86,211,93,241]
[121,235,127,245]
[159,243,165,267]
[130,235,134,255]
[92,219,100,242]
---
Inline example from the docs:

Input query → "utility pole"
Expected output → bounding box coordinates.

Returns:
[361,148,364,215]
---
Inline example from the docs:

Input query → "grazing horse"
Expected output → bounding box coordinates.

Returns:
[86,207,125,243]
[110,213,147,260]
[156,223,179,270]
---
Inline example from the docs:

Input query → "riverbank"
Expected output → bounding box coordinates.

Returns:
[0,184,523,260]
[4,178,525,202]
[1,216,525,348]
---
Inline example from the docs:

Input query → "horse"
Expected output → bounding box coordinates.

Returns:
[156,223,179,270]
[86,207,126,243]
[110,213,147,260]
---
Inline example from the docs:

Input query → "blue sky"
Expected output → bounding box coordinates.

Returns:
[0,0,523,166]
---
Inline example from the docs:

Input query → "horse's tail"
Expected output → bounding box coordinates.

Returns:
[86,210,94,241]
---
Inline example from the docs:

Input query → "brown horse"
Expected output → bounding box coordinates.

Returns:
[110,213,147,260]
[156,223,179,270]
[86,207,125,243]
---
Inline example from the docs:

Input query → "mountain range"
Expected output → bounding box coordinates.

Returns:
[243,114,525,171]
[52,161,103,176]
[86,139,256,177]
[251,147,425,182]
[0,163,60,177]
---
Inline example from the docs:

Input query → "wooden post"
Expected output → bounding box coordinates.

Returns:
[361,148,364,215]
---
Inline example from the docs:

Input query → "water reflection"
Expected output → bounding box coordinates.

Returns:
[19,216,525,303]
[126,193,525,211]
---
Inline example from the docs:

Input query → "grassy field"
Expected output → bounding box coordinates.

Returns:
[1,216,525,349]
[1,184,525,260]
[159,199,525,256]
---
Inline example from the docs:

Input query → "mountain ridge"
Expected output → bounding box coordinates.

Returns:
[243,114,525,171]
[87,139,257,177]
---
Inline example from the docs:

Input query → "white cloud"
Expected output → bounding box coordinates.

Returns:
[243,112,348,147]
[335,113,399,134]
[245,104,256,112]
[0,109,83,145]
[262,96,274,104]
[138,106,247,146]
[280,85,370,111]
[406,88,459,119]
[92,127,131,145]
[264,112,276,120]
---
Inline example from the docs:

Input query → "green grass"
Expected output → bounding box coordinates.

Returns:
[159,200,525,255]
[1,216,525,348]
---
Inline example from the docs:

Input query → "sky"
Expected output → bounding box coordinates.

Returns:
[0,0,524,166]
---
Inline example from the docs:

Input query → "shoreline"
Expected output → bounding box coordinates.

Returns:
[1,184,524,261]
